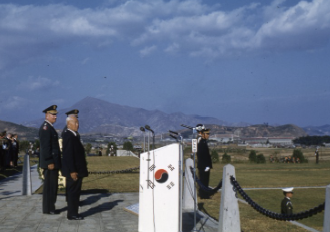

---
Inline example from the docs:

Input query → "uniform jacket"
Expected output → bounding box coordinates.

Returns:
[281,197,293,214]
[39,121,61,169]
[197,138,213,170]
[62,129,88,178]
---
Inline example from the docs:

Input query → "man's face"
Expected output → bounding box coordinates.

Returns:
[46,113,57,124]
[202,132,210,139]
[68,117,79,132]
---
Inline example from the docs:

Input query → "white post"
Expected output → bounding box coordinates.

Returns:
[22,153,32,195]
[323,184,330,232]
[218,164,241,232]
[183,158,196,211]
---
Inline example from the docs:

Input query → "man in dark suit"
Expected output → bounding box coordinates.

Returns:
[39,105,62,215]
[62,115,88,220]
[281,187,294,214]
[197,127,212,199]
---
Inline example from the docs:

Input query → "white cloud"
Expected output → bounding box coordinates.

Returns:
[18,76,60,91]
[140,45,157,57]
[2,96,28,110]
[0,0,329,67]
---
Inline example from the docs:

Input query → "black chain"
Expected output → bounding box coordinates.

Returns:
[230,176,325,221]
[189,166,222,193]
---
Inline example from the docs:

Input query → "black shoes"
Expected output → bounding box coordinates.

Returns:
[43,211,58,215]
[67,215,84,220]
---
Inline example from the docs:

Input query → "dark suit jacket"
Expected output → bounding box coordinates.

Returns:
[197,138,213,170]
[62,129,88,178]
[39,121,61,169]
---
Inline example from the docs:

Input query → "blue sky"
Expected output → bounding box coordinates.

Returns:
[0,0,329,127]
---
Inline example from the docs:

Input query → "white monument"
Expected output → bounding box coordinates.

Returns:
[139,143,183,232]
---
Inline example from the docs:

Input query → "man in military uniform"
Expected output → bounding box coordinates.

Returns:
[12,134,19,167]
[197,126,212,199]
[281,187,294,214]
[0,131,6,171]
[39,105,62,215]
[61,109,79,138]
[62,115,88,220]
[4,133,13,167]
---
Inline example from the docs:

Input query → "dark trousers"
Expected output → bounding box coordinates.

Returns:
[13,152,18,166]
[42,169,59,213]
[198,169,210,199]
[66,177,83,217]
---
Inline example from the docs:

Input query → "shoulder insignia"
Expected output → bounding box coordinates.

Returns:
[43,125,48,130]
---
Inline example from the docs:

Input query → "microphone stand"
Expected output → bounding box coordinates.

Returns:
[181,124,198,232]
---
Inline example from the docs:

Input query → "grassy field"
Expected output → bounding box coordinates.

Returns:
[26,146,330,232]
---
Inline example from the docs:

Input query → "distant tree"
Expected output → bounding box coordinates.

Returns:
[19,140,30,153]
[248,150,257,163]
[34,139,40,149]
[85,143,92,155]
[293,135,330,146]
[106,142,118,156]
[256,154,266,163]
[210,149,219,163]
[222,152,231,164]
[292,149,307,163]
[123,141,134,151]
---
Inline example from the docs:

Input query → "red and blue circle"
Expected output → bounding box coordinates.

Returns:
[155,169,168,183]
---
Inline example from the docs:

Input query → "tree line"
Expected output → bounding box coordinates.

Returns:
[293,136,330,146]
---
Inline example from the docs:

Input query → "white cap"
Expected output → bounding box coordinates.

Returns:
[282,187,294,193]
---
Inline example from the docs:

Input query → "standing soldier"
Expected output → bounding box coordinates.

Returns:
[281,187,294,215]
[4,133,13,167]
[12,134,19,167]
[315,147,319,164]
[0,131,6,171]
[39,105,61,215]
[197,126,212,199]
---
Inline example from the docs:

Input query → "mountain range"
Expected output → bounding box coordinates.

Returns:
[1,96,328,139]
[23,97,228,136]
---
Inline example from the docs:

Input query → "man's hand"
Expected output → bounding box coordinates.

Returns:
[70,172,78,181]
[204,167,210,172]
[48,164,55,170]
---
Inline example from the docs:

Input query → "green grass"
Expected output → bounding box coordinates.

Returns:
[19,148,330,232]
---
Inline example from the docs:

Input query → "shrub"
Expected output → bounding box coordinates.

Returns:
[222,152,231,164]
[256,153,266,163]
[248,150,257,163]
[292,149,307,163]
[211,149,219,163]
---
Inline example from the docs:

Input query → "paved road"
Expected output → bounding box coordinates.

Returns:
[0,164,218,232]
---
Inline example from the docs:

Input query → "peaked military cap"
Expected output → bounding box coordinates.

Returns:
[42,105,58,114]
[282,187,294,193]
[65,109,79,117]
[0,130,6,136]
[195,124,206,132]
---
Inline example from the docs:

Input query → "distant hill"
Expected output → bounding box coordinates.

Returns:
[0,120,38,141]
[179,124,307,138]
[303,125,330,136]
[23,97,228,136]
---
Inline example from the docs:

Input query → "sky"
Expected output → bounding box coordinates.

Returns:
[0,0,329,127]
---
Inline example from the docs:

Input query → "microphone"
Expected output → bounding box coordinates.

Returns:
[181,124,193,130]
[169,130,178,135]
[140,127,145,132]
[145,125,154,135]
[170,134,178,140]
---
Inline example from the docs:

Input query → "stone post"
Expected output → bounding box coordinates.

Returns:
[218,164,241,232]
[323,184,330,232]
[183,158,196,210]
[22,153,32,195]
